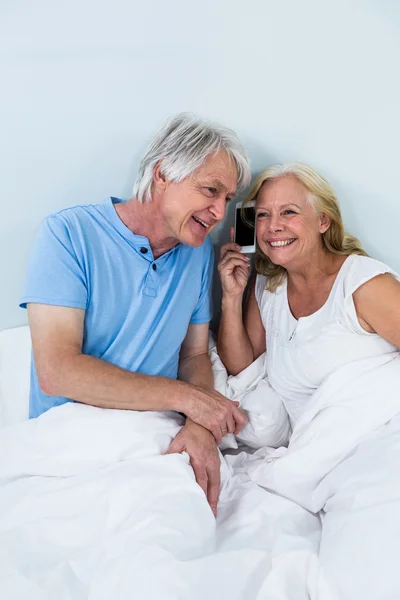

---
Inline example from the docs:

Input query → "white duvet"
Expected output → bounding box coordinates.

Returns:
[1,346,400,599]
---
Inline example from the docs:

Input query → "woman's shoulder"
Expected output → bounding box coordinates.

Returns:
[342,254,399,297]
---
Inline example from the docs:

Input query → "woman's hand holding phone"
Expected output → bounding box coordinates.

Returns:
[218,227,250,299]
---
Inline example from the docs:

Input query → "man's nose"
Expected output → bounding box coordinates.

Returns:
[209,196,227,222]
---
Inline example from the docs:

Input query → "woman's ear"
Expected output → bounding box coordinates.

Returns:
[319,212,331,234]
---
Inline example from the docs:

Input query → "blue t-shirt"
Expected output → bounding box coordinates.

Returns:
[20,198,214,418]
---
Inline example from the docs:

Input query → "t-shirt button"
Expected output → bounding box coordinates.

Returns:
[140,247,148,254]
[152,263,157,271]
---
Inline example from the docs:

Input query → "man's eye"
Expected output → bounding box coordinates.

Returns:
[205,187,217,195]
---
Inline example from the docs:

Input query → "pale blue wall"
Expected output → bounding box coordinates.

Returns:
[1,0,399,330]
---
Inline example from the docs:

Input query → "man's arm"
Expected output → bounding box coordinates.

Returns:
[166,323,223,517]
[177,322,214,390]
[28,303,185,412]
[27,303,245,442]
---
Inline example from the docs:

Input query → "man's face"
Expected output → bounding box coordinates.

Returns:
[156,150,238,247]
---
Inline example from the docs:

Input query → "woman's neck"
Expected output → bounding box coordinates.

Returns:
[287,251,346,295]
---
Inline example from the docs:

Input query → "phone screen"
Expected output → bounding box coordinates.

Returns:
[235,206,255,246]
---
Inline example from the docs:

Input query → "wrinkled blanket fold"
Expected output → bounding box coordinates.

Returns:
[1,344,400,599]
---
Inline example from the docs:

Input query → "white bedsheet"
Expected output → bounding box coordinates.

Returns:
[218,350,400,600]
[0,326,30,428]
[1,343,400,599]
[0,403,319,600]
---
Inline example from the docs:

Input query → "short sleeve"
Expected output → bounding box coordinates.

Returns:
[343,255,400,334]
[20,215,88,310]
[190,238,214,324]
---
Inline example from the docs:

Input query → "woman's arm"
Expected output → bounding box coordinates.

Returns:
[243,275,267,359]
[353,273,400,347]
[217,237,266,375]
[218,293,253,376]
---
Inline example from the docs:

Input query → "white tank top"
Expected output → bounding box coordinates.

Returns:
[255,255,400,426]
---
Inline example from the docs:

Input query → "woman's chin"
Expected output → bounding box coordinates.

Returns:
[270,257,288,267]
[260,241,297,266]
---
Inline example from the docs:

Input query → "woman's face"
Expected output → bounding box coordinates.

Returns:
[255,175,329,270]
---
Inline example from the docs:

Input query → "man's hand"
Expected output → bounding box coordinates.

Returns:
[177,323,247,443]
[166,418,221,517]
[181,384,246,444]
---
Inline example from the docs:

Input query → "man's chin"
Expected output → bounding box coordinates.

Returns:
[180,230,209,247]
[183,238,206,248]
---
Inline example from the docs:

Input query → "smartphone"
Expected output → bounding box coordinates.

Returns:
[234,200,256,253]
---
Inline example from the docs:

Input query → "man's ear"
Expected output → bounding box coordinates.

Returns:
[153,161,168,191]
[319,212,331,234]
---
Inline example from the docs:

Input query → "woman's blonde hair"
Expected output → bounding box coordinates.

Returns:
[243,162,367,292]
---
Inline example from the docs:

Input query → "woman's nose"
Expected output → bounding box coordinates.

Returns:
[268,214,283,232]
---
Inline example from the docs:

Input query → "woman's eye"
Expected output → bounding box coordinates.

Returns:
[256,212,268,219]
[283,210,295,215]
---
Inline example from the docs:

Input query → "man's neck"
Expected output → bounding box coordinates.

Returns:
[114,197,179,258]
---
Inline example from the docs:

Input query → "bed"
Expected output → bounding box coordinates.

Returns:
[1,326,399,599]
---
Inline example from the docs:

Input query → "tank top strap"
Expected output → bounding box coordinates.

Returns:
[337,255,399,334]
[255,273,267,307]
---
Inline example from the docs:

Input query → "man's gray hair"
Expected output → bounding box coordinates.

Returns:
[133,113,251,202]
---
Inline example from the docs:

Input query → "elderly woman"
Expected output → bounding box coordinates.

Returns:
[218,162,399,415]
[217,162,400,599]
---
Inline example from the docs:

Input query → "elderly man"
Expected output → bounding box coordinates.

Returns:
[20,113,251,515]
